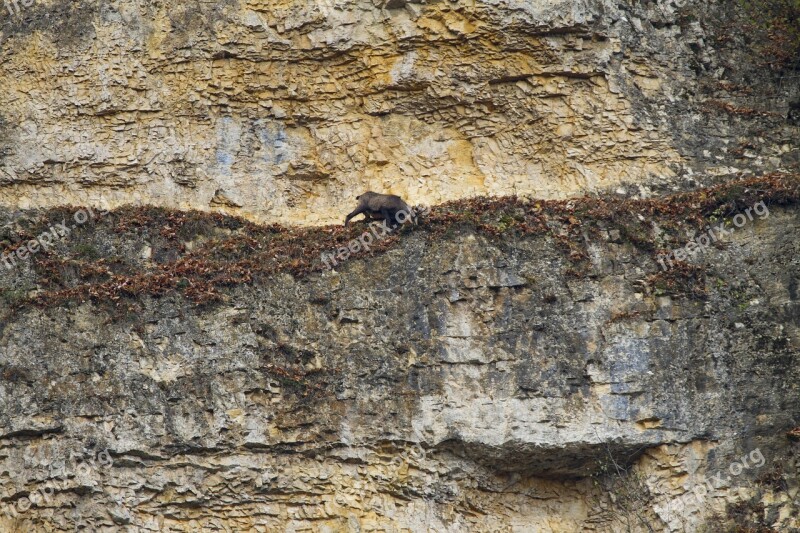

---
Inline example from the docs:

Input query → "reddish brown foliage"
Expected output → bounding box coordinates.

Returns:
[3,172,795,310]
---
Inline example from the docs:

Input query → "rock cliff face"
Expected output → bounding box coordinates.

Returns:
[0,178,798,530]
[0,0,797,224]
[1,0,799,531]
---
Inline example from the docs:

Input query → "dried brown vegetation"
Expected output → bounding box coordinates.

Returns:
[1,173,797,311]
[735,0,800,71]
[701,100,781,117]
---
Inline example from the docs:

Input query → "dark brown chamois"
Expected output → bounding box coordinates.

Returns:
[344,191,416,229]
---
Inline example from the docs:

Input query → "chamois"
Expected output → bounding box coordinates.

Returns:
[344,191,415,229]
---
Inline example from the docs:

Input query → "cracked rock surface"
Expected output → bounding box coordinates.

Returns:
[0,0,798,224]
[0,203,797,531]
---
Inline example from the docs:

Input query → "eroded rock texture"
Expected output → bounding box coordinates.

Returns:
[0,202,798,531]
[0,0,798,224]
[1,0,799,530]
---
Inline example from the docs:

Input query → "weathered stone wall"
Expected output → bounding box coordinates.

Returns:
[0,0,797,225]
[1,0,799,530]
[0,202,797,531]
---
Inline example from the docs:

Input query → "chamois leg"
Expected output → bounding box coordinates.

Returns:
[344,207,366,227]
[380,207,398,230]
